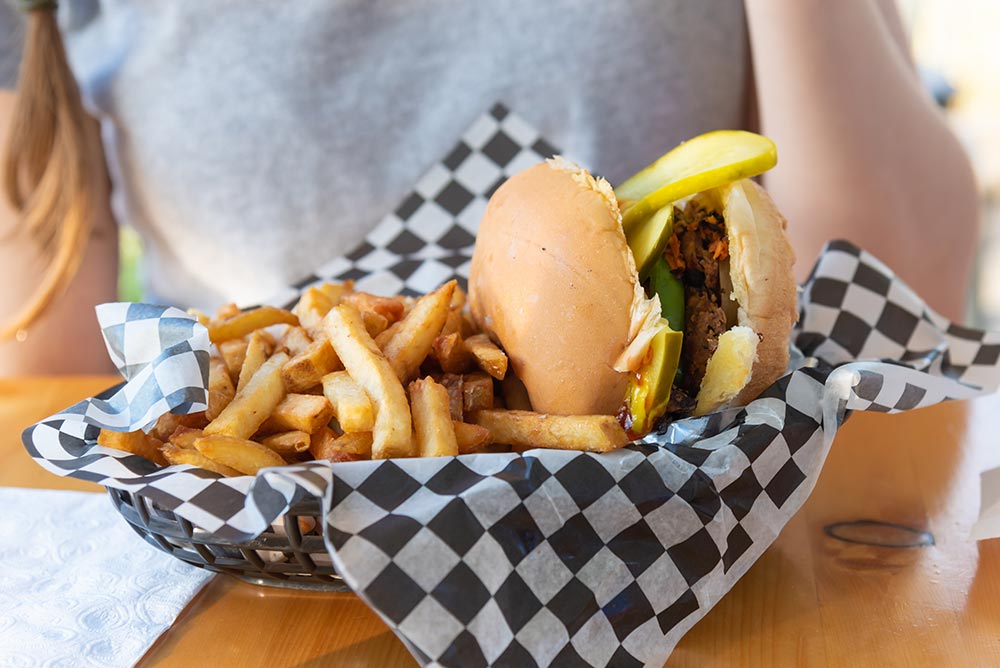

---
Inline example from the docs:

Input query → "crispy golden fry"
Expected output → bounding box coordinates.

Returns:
[310,428,372,462]
[150,412,208,441]
[409,377,458,458]
[362,310,390,338]
[382,281,456,383]
[187,308,210,326]
[343,292,406,324]
[293,286,335,338]
[452,421,493,454]
[439,309,462,338]
[282,339,342,393]
[433,332,475,374]
[463,372,494,413]
[238,330,271,392]
[262,393,335,434]
[208,306,299,344]
[451,284,466,312]
[323,304,413,458]
[218,338,249,382]
[441,373,464,421]
[206,357,237,421]
[322,371,375,433]
[194,435,286,475]
[501,373,533,411]
[215,303,240,321]
[464,334,508,380]
[98,429,167,466]
[374,321,402,351]
[460,313,477,338]
[278,326,313,357]
[260,430,312,457]
[204,352,289,439]
[161,443,241,476]
[315,281,353,306]
[168,426,205,449]
[471,410,628,453]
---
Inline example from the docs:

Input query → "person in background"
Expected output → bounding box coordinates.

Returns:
[0,0,978,375]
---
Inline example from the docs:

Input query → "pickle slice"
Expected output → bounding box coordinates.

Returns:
[625,320,683,437]
[627,204,673,278]
[616,130,777,232]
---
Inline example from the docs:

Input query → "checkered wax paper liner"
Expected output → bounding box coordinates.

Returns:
[23,105,1000,668]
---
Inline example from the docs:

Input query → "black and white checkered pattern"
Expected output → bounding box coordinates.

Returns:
[22,108,1000,667]
[265,103,559,308]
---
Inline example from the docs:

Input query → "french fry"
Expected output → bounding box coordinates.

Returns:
[150,412,208,441]
[451,284,466,312]
[187,308,210,326]
[204,352,289,439]
[194,435,286,475]
[215,303,240,321]
[293,286,335,339]
[238,330,271,392]
[206,357,237,421]
[97,429,167,466]
[315,281,353,306]
[382,280,456,383]
[168,426,205,449]
[441,373,464,421]
[452,421,493,454]
[440,308,463,338]
[208,306,299,344]
[432,332,475,374]
[260,431,312,457]
[464,334,508,380]
[278,326,313,357]
[463,372,494,413]
[218,338,249,382]
[343,292,406,324]
[323,304,413,458]
[261,393,335,434]
[310,428,372,462]
[375,320,402,350]
[360,310,390,338]
[282,339,342,393]
[161,443,241,476]
[460,313,477,338]
[409,377,458,458]
[322,371,375,432]
[501,372,533,411]
[471,410,628,453]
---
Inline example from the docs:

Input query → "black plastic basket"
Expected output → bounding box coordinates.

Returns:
[107,487,347,591]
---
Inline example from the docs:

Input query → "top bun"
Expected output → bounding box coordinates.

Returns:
[468,160,641,415]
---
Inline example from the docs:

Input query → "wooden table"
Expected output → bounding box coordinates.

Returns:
[3,376,1000,667]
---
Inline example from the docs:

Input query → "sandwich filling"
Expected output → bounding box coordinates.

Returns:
[665,200,729,416]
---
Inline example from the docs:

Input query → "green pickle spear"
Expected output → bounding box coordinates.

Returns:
[616,130,776,232]
[626,204,674,278]
[645,257,684,332]
[625,320,683,437]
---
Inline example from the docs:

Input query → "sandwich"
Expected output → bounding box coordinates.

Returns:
[468,131,797,437]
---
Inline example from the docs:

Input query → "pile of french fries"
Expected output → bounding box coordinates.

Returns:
[98,280,629,477]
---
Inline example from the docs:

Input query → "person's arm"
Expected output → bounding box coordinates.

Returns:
[744,0,978,320]
[0,90,119,375]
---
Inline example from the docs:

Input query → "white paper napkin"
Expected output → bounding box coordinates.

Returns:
[0,488,213,668]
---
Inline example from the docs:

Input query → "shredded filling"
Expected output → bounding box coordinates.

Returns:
[661,201,729,421]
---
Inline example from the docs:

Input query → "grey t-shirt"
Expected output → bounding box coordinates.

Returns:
[2,1,749,310]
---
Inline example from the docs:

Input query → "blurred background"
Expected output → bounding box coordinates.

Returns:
[118,0,1000,327]
[897,0,1000,328]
